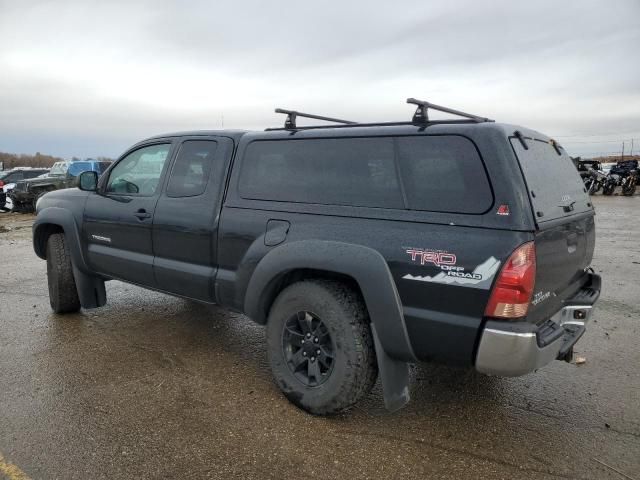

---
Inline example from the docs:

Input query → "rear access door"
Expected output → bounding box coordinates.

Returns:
[152,136,234,301]
[510,135,595,323]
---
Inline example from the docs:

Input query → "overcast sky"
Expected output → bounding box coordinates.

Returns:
[1,0,639,159]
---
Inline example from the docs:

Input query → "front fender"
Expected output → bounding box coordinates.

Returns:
[33,206,106,309]
[33,207,88,272]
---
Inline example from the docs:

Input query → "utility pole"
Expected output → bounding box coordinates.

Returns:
[621,141,624,162]
[631,138,634,156]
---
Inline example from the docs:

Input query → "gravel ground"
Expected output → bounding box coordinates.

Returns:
[0,196,638,480]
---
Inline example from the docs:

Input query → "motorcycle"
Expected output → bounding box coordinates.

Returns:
[584,169,607,195]
[621,169,637,196]
[603,160,639,196]
[602,173,620,195]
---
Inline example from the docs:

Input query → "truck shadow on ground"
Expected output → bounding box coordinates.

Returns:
[43,290,548,419]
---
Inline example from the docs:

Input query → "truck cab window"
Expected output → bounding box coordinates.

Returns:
[106,144,170,196]
[166,140,217,197]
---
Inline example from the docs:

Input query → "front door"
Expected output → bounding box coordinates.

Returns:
[83,142,173,286]
[152,137,233,301]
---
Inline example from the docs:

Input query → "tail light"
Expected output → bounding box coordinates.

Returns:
[485,242,536,319]
[0,180,4,188]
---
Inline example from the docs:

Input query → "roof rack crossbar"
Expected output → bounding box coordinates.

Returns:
[275,108,357,129]
[406,98,494,123]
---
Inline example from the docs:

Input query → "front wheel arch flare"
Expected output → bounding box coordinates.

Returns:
[33,223,64,259]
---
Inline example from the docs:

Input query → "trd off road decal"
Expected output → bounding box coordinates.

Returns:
[402,248,500,289]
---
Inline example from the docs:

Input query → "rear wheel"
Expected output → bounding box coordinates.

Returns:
[602,182,615,195]
[266,280,378,415]
[622,178,636,196]
[46,233,81,313]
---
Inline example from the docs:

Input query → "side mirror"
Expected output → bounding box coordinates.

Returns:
[79,171,98,191]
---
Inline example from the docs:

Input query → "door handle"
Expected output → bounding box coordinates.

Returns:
[134,209,151,220]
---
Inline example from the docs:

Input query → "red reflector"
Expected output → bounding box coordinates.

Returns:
[497,204,510,216]
[485,242,536,319]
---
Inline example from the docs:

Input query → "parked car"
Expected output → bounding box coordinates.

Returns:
[33,99,600,415]
[0,168,50,211]
[1,184,16,211]
[10,159,111,212]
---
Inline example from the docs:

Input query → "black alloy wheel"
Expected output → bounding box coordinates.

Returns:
[282,311,335,387]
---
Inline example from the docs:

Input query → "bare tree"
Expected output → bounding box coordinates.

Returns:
[0,151,64,169]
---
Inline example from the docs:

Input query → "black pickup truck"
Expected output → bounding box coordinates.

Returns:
[33,99,601,414]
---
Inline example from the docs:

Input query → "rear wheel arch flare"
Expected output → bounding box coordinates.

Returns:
[261,268,365,325]
[243,240,415,362]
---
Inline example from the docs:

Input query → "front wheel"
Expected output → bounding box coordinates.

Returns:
[586,179,599,195]
[46,233,81,313]
[602,182,615,195]
[266,280,378,415]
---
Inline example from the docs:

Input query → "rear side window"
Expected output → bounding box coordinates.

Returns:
[396,136,493,213]
[239,138,404,208]
[166,140,217,197]
[238,135,492,213]
[25,171,45,179]
[511,138,591,222]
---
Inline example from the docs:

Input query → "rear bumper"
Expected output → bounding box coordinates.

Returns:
[475,273,601,376]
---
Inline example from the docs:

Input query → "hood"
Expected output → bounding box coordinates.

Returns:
[20,175,64,187]
[36,187,90,214]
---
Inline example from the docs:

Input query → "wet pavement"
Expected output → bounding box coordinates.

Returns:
[0,197,639,480]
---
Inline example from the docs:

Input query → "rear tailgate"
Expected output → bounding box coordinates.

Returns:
[510,135,595,323]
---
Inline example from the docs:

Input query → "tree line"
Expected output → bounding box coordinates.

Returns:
[0,152,115,170]
[0,151,63,169]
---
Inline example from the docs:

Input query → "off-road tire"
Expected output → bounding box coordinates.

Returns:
[266,280,378,415]
[46,233,81,313]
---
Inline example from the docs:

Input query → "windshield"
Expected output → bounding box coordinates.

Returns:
[49,162,68,176]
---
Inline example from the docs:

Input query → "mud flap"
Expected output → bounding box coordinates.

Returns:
[72,265,107,309]
[371,324,410,412]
